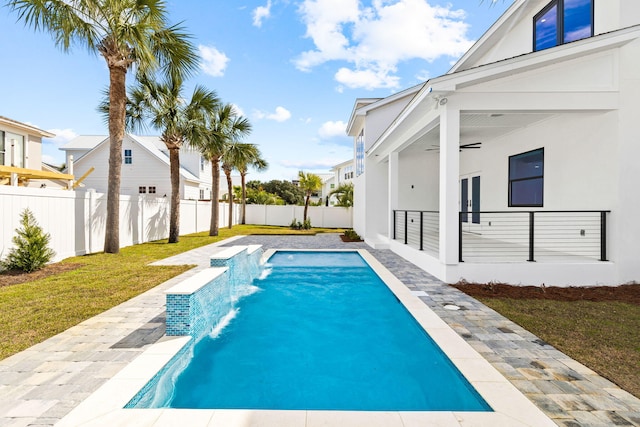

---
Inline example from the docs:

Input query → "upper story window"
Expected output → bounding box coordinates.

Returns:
[509,148,544,207]
[124,149,132,164]
[355,130,365,177]
[534,0,593,52]
[200,156,206,171]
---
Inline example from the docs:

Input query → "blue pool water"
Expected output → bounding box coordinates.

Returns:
[133,251,491,411]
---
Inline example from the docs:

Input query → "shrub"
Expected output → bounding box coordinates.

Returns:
[343,229,361,240]
[1,209,55,273]
[290,218,312,230]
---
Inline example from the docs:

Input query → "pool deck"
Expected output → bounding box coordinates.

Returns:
[1,234,639,426]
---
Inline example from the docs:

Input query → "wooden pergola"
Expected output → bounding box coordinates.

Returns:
[0,165,74,188]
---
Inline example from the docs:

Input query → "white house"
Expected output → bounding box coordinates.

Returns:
[1,115,74,188]
[348,0,640,286]
[324,159,355,206]
[60,134,236,200]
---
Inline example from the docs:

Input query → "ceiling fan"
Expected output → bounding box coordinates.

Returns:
[425,142,482,152]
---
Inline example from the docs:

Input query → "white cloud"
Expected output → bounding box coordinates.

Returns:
[318,120,347,139]
[45,128,78,147]
[335,67,399,90]
[199,45,230,77]
[294,0,473,90]
[255,106,292,122]
[253,1,272,27]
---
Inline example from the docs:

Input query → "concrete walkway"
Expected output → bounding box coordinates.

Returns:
[1,234,639,426]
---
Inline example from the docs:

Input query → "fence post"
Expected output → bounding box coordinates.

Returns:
[528,211,535,262]
[458,212,463,262]
[393,210,396,240]
[404,211,408,245]
[600,211,608,261]
[419,211,424,251]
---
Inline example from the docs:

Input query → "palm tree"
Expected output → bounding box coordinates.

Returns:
[7,0,198,253]
[228,144,268,224]
[329,182,354,207]
[190,104,252,236]
[298,171,323,223]
[127,76,220,243]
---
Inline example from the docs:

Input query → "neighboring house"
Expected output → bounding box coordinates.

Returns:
[326,159,355,206]
[347,0,640,286]
[61,134,215,200]
[0,115,73,188]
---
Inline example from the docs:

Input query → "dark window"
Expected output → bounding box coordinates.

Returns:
[139,186,146,194]
[124,149,132,164]
[534,0,593,51]
[509,148,544,207]
[148,186,156,194]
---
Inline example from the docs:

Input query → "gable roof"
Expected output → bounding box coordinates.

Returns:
[346,83,424,136]
[63,134,202,183]
[0,115,55,138]
[367,24,640,157]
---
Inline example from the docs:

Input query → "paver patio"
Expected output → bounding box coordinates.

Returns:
[0,234,638,426]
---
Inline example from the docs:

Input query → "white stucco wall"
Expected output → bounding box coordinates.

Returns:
[397,150,439,211]
[364,97,413,151]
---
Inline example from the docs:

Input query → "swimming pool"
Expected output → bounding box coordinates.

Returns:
[129,250,491,412]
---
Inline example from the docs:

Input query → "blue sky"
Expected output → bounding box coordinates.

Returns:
[0,0,511,181]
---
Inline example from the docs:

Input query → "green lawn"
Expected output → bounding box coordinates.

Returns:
[475,297,640,398]
[0,225,341,360]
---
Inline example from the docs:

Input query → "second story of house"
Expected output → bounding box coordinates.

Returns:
[1,115,54,170]
[60,134,212,198]
[61,135,212,183]
[451,0,640,74]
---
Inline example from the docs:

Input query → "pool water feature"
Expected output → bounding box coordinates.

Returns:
[128,249,491,412]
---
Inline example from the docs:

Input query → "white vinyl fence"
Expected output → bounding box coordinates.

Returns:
[0,187,352,263]
[244,204,352,228]
[0,187,238,262]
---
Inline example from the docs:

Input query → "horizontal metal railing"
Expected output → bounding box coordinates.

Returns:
[393,210,610,263]
[393,210,439,254]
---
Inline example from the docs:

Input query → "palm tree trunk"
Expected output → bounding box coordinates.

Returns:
[104,66,127,254]
[225,169,233,229]
[241,172,247,225]
[168,147,181,243]
[210,157,220,236]
[304,194,310,222]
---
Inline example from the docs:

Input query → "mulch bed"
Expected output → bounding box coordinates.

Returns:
[451,282,640,305]
[0,263,83,288]
[340,234,363,242]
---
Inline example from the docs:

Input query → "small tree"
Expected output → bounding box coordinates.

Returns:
[1,209,55,273]
[298,171,323,222]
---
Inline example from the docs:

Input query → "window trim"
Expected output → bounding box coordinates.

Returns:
[508,148,544,208]
[533,0,594,52]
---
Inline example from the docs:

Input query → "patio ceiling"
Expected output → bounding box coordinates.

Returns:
[404,111,554,153]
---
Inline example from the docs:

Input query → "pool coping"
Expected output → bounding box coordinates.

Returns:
[55,248,556,427]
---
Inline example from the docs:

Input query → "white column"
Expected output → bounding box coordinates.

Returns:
[438,106,460,265]
[388,151,399,240]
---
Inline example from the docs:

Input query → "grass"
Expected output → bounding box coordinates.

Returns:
[476,297,640,398]
[0,225,342,360]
